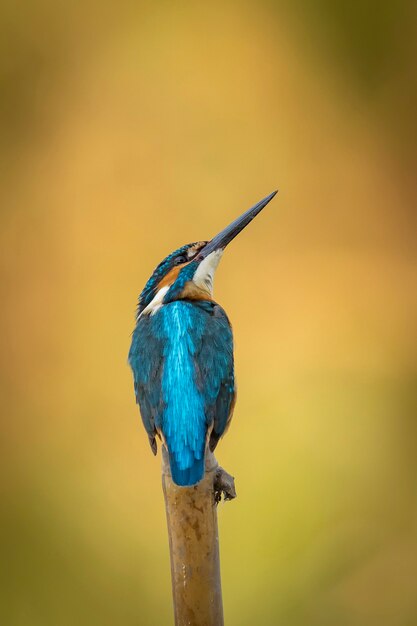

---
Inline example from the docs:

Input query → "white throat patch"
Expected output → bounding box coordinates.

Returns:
[192,249,223,295]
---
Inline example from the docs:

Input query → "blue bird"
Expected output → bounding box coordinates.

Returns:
[128,191,277,486]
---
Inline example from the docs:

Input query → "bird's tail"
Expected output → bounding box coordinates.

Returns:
[169,452,205,486]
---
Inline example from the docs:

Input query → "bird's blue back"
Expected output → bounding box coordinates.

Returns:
[129,299,235,486]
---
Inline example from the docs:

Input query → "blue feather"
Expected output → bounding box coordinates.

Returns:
[160,302,206,485]
[129,299,234,486]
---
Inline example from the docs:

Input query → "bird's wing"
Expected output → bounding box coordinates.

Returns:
[193,301,236,452]
[128,315,164,455]
[129,300,235,458]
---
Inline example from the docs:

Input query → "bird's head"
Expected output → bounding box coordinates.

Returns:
[137,190,277,317]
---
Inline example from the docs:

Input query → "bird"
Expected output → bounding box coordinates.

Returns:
[128,190,277,486]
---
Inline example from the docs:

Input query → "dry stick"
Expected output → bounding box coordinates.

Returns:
[162,448,236,626]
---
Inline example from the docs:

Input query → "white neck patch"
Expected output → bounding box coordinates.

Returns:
[192,249,223,295]
[138,285,169,318]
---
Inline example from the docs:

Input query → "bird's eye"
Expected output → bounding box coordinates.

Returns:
[175,255,187,265]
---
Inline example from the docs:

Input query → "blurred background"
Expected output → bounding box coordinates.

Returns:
[1,1,416,625]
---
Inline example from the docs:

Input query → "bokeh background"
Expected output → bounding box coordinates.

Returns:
[1,1,416,625]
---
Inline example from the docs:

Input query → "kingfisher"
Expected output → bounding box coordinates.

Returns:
[128,191,277,486]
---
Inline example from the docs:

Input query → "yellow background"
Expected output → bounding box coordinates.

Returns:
[1,2,416,624]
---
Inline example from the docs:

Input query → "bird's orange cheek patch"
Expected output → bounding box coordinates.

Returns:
[157,265,184,290]
[156,261,213,301]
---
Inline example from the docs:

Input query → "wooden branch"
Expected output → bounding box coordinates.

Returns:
[162,448,236,626]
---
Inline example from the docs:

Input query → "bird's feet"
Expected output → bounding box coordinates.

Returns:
[214,466,236,503]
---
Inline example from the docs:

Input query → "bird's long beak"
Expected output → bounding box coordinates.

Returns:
[197,190,278,260]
